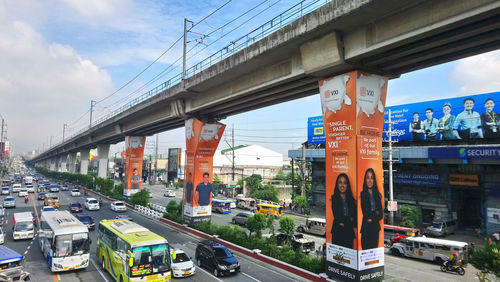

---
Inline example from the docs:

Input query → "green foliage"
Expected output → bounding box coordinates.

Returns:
[246,213,267,238]
[245,174,263,194]
[213,176,224,185]
[192,220,325,274]
[266,215,275,236]
[400,204,420,228]
[273,169,286,181]
[1,168,8,177]
[470,241,500,279]
[163,200,183,223]
[286,172,301,187]
[130,189,150,207]
[251,184,279,202]
[279,216,296,235]
[292,196,309,214]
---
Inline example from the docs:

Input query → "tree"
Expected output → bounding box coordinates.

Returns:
[251,184,279,202]
[470,241,500,280]
[213,176,224,185]
[130,189,150,207]
[266,215,275,236]
[292,196,308,214]
[400,205,420,228]
[279,216,296,235]
[246,213,267,238]
[245,174,263,194]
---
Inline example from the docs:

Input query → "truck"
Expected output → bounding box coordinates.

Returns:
[24,176,33,185]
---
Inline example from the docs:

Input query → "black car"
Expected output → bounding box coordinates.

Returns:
[75,214,95,230]
[69,202,83,213]
[195,240,240,277]
[37,192,47,201]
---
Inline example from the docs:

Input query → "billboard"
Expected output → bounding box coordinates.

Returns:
[321,71,386,282]
[183,118,225,225]
[428,146,500,159]
[124,136,146,197]
[308,116,325,144]
[383,92,500,141]
[167,148,182,182]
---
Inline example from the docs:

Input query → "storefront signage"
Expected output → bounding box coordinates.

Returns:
[392,172,442,187]
[449,173,479,186]
[308,116,326,145]
[429,146,500,159]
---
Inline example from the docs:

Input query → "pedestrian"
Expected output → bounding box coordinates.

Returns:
[283,201,286,211]
[289,202,292,211]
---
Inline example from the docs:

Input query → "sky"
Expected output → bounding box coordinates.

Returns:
[1,0,500,159]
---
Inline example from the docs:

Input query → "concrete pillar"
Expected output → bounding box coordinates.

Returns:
[80,149,90,175]
[97,144,110,179]
[49,159,56,171]
[59,155,67,172]
[68,152,76,173]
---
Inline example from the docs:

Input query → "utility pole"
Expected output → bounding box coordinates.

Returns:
[50,136,53,147]
[154,134,159,183]
[62,123,67,142]
[89,100,96,129]
[291,158,295,199]
[301,144,306,197]
[384,109,397,225]
[232,125,235,181]
[182,18,207,81]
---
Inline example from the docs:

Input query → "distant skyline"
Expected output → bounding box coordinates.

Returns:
[1,1,499,157]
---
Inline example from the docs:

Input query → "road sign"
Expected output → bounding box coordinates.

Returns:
[388,201,398,212]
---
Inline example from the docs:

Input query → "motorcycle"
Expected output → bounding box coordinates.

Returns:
[24,196,29,204]
[441,260,465,275]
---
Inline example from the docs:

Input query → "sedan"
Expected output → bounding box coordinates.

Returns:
[110,201,127,212]
[232,212,254,226]
[75,214,95,230]
[18,189,28,197]
[37,192,47,201]
[69,202,83,213]
[0,206,3,218]
[71,189,81,197]
[164,190,176,197]
[3,197,15,208]
[0,229,4,244]
[171,249,196,278]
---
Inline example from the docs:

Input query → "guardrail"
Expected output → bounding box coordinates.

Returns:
[134,205,163,219]
[150,203,167,213]
[43,0,332,153]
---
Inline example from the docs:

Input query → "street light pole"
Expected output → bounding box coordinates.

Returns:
[62,123,67,142]
[89,100,96,129]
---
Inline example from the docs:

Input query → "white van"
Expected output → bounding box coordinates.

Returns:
[12,183,21,193]
[13,212,35,240]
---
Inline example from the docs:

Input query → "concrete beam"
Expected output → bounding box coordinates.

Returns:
[97,144,110,179]
[80,150,90,175]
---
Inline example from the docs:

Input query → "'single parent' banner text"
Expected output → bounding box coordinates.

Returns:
[321,71,387,282]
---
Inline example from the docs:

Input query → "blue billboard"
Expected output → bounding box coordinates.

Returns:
[307,116,325,145]
[383,91,500,141]
[428,146,500,159]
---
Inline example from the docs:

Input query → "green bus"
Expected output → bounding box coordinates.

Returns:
[97,219,172,282]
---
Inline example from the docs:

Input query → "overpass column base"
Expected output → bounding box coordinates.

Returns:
[80,150,90,175]
[97,144,110,179]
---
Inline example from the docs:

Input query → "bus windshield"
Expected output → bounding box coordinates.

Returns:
[131,244,170,277]
[55,233,90,257]
[14,222,33,232]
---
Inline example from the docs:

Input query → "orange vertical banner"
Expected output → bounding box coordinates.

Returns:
[124,136,146,198]
[183,118,226,224]
[321,71,387,282]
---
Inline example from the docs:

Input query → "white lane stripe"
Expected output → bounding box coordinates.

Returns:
[241,272,262,282]
[195,264,224,282]
[57,274,61,280]
[91,257,110,282]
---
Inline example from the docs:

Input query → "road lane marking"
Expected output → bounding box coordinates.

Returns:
[57,274,61,280]
[91,257,110,282]
[52,274,58,282]
[241,272,262,282]
[31,193,40,225]
[194,264,224,282]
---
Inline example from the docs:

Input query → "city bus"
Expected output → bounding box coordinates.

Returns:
[211,199,231,214]
[38,211,90,272]
[255,203,283,217]
[390,236,468,264]
[97,219,172,282]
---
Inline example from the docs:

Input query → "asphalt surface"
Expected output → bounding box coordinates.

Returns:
[0,181,306,282]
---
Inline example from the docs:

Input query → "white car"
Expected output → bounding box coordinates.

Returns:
[164,190,176,197]
[0,229,4,244]
[71,189,81,197]
[110,201,127,212]
[85,198,100,210]
[170,249,196,278]
[26,185,34,193]
[18,189,28,197]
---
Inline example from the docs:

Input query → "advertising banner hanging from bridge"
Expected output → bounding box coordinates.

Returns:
[124,136,146,197]
[321,71,387,282]
[183,118,226,225]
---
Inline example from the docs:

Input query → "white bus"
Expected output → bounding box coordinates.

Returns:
[38,211,90,272]
[390,236,468,264]
[13,212,35,240]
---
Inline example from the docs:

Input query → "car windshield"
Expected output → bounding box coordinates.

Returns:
[78,216,91,223]
[50,196,58,200]
[213,247,232,259]
[172,252,190,263]
[432,223,443,229]
[14,222,34,232]
[89,200,97,204]
[44,207,55,211]
[115,202,124,206]
[294,234,304,239]
[55,233,90,257]
[71,203,81,207]
[72,189,79,192]
[5,198,14,202]
[131,244,170,277]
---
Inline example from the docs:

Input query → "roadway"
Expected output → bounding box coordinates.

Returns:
[0,181,306,282]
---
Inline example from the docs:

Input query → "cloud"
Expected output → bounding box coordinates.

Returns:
[0,14,113,153]
[450,49,500,95]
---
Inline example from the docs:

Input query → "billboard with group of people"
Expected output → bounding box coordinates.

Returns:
[384,92,500,141]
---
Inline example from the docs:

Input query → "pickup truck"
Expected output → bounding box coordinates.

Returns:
[276,233,315,253]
